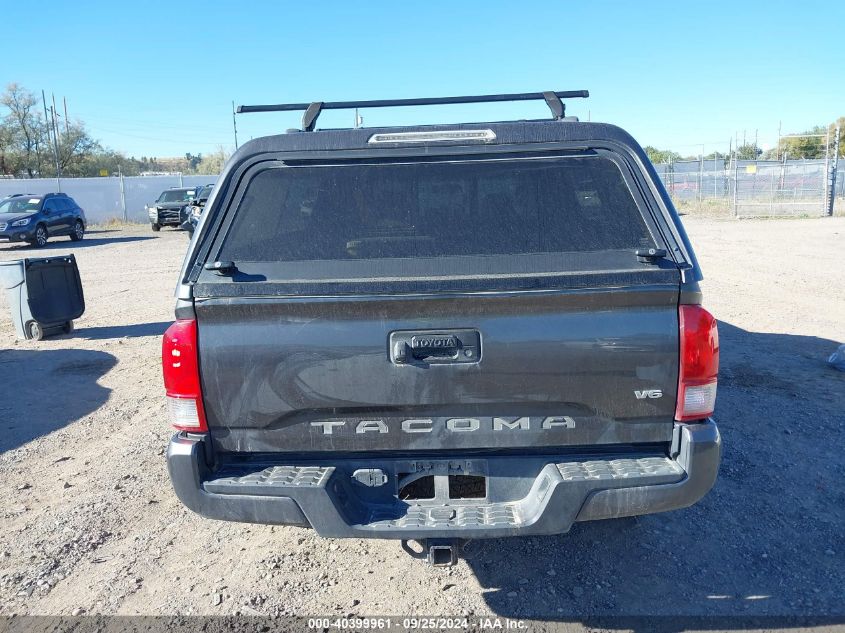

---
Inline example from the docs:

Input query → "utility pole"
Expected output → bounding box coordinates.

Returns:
[51,93,62,186]
[232,101,238,149]
[41,90,51,172]
[42,90,61,190]
[51,93,60,141]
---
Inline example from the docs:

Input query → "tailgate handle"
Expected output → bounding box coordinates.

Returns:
[390,330,481,365]
[409,334,459,359]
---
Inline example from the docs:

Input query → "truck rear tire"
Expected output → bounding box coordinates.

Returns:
[151,223,161,232]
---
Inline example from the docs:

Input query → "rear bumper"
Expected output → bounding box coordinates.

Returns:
[167,420,720,539]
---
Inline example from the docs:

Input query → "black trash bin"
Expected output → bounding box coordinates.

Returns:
[0,255,85,340]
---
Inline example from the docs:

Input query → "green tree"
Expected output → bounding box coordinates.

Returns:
[185,152,202,171]
[0,83,104,177]
[76,149,143,177]
[195,148,229,174]
[643,146,682,164]
[735,143,762,160]
[57,121,101,176]
[779,118,844,159]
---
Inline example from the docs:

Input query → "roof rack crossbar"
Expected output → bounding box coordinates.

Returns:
[236,90,589,131]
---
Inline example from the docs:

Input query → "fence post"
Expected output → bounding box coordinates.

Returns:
[770,166,776,212]
[733,158,739,217]
[119,168,127,222]
[698,150,704,204]
[714,154,718,198]
[823,128,831,216]
[178,172,184,187]
[828,125,840,216]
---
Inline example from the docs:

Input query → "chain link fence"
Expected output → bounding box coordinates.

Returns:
[0,160,843,223]
[654,159,844,217]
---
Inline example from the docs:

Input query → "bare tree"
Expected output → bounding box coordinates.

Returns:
[57,121,101,176]
[0,83,47,177]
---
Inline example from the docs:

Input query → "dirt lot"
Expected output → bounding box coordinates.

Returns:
[0,218,843,624]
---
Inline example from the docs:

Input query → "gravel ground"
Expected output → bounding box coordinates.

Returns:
[0,218,843,626]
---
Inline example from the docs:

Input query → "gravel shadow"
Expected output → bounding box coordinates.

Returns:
[463,321,845,623]
[0,348,117,453]
[0,236,155,251]
[75,321,170,340]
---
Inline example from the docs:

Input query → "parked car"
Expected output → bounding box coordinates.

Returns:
[0,193,86,247]
[180,184,213,235]
[164,91,720,567]
[146,187,198,232]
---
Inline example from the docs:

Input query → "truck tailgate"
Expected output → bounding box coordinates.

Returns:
[196,280,679,453]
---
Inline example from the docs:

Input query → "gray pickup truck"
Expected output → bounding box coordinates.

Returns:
[164,91,720,566]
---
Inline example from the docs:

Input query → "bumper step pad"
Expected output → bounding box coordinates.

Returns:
[370,503,520,530]
[557,457,682,483]
[204,466,334,496]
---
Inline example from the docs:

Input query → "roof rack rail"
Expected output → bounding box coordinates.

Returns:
[236,90,589,132]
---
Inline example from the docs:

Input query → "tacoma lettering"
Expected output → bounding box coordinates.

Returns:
[308,416,576,435]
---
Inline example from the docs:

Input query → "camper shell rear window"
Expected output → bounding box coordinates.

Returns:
[203,152,667,293]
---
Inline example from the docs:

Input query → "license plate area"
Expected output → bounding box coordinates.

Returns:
[396,459,488,503]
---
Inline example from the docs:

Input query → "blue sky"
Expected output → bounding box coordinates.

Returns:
[4,0,842,158]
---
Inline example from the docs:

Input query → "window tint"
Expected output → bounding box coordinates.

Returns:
[157,189,194,203]
[219,155,655,274]
[0,197,41,214]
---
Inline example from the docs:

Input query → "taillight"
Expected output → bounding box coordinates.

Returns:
[675,305,719,422]
[162,319,207,432]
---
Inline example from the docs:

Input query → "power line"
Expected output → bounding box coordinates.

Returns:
[86,124,230,146]
[80,113,228,133]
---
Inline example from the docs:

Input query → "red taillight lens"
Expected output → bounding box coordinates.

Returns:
[675,305,719,422]
[162,319,207,432]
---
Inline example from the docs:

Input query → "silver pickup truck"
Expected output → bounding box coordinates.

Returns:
[163,91,720,566]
